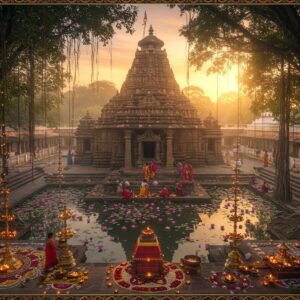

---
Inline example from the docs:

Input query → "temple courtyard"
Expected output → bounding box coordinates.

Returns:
[0,156,299,296]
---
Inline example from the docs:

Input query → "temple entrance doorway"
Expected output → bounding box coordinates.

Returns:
[143,141,155,159]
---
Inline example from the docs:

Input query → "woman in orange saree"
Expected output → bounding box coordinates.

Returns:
[143,163,151,180]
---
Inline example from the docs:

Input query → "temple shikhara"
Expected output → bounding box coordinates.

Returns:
[76,26,223,168]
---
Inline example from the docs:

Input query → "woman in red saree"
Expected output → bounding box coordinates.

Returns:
[175,181,184,197]
[44,232,58,271]
[160,186,170,197]
[150,161,157,179]
[188,164,193,181]
[122,188,133,199]
[182,163,188,181]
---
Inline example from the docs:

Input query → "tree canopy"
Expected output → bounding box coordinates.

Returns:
[176,5,300,203]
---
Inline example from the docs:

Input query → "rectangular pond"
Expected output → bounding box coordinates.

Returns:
[14,186,280,263]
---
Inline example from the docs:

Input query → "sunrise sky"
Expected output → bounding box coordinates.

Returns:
[74,4,238,102]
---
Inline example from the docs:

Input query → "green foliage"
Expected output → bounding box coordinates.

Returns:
[176,5,300,119]
[182,85,214,120]
[61,80,117,125]
[0,5,137,128]
[183,85,255,125]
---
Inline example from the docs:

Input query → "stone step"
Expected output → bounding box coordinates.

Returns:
[7,167,45,191]
[256,168,300,202]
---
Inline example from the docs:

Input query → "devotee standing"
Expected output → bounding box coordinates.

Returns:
[182,162,188,181]
[175,161,183,178]
[67,150,73,165]
[188,163,193,181]
[263,151,269,167]
[160,186,170,197]
[175,181,184,197]
[44,232,58,272]
[143,163,151,181]
[150,160,157,179]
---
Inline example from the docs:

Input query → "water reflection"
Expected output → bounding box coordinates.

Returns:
[15,186,279,263]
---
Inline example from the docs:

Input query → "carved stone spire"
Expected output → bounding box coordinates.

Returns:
[97,28,202,129]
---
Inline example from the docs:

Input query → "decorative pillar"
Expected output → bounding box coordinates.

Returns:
[155,141,161,162]
[166,129,174,168]
[124,130,132,169]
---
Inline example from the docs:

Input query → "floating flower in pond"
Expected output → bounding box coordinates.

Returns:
[165,226,170,230]
[158,218,163,222]
[131,224,136,228]
[121,226,127,230]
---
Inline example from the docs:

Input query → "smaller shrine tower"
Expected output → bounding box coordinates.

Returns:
[132,227,164,278]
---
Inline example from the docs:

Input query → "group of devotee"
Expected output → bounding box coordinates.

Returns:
[120,160,191,199]
[175,161,193,181]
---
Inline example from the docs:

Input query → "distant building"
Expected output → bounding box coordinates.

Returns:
[222,112,300,158]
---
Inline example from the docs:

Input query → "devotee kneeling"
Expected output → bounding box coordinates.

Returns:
[122,187,133,200]
[261,181,269,193]
[160,186,170,197]
[175,181,184,197]
[44,232,58,272]
[139,179,149,198]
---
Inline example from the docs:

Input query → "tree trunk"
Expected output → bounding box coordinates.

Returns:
[28,46,35,159]
[274,57,291,203]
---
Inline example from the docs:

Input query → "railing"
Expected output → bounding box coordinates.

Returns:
[4,146,57,168]
[290,157,300,173]
[223,146,300,172]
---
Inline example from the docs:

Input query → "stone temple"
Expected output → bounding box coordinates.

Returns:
[76,26,223,168]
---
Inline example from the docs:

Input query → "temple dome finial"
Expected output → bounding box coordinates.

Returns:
[138,25,164,49]
[149,25,154,35]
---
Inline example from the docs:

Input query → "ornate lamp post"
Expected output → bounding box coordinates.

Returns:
[56,82,76,270]
[224,138,245,271]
